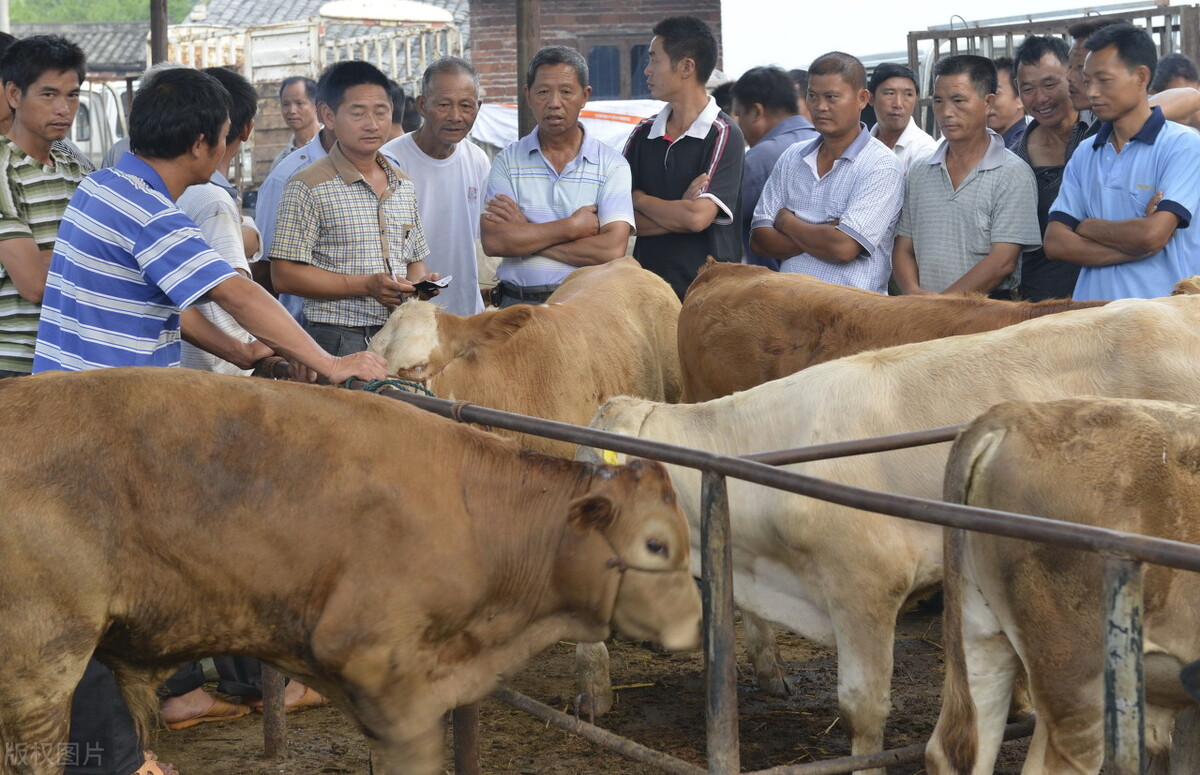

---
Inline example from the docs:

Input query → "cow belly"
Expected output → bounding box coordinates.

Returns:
[733,559,836,648]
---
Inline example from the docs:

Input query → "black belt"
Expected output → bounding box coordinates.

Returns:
[495,281,558,302]
[306,321,384,335]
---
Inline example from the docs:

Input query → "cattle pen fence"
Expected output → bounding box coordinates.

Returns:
[253,369,1200,775]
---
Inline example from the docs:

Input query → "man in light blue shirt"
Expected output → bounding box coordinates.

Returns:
[750,52,904,295]
[731,65,818,271]
[481,46,634,307]
[1045,22,1200,300]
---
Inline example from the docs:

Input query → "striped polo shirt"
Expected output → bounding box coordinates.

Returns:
[486,124,635,287]
[0,139,89,373]
[271,142,429,327]
[33,153,237,372]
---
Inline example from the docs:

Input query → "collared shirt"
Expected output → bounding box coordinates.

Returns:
[271,142,430,328]
[1001,117,1029,149]
[1013,115,1092,301]
[897,130,1041,293]
[33,153,237,372]
[0,139,89,373]
[486,124,634,287]
[624,96,745,298]
[870,117,938,175]
[752,124,904,294]
[1049,106,1200,301]
[742,114,819,270]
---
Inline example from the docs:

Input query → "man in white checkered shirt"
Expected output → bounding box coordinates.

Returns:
[749,52,904,295]
[272,61,437,356]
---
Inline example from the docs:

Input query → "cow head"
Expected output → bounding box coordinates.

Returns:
[567,459,701,652]
[369,302,535,382]
[576,396,661,466]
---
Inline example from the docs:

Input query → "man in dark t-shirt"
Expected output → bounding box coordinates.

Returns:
[624,15,743,298]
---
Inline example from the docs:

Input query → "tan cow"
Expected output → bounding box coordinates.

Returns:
[581,296,1200,774]
[927,398,1200,775]
[369,257,682,458]
[678,260,1105,402]
[0,368,700,775]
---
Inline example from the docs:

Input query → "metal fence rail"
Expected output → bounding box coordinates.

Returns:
[253,368,1200,774]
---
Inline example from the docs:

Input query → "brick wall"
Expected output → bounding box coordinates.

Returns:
[468,0,723,103]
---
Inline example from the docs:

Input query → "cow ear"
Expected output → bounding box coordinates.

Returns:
[567,494,616,532]
[460,305,534,356]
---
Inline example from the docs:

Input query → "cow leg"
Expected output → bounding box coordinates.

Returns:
[1019,675,1103,774]
[741,611,791,696]
[369,716,443,775]
[0,636,93,775]
[574,641,613,717]
[827,604,896,775]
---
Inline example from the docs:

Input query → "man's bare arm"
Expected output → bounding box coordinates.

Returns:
[180,307,272,369]
[942,242,1023,296]
[891,235,934,295]
[762,210,861,263]
[0,238,52,304]
[480,195,598,256]
[272,259,414,309]
[1150,87,1200,130]
[540,222,633,266]
[1075,210,1178,257]
[1043,221,1141,266]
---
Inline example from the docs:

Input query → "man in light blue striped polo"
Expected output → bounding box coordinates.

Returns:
[481,46,634,307]
[33,67,386,385]
[749,52,905,295]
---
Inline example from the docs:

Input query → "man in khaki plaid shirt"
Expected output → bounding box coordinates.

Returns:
[272,60,437,356]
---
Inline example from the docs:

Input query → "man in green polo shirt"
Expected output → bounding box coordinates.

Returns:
[0,34,90,378]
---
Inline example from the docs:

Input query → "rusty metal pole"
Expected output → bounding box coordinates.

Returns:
[452,704,482,775]
[261,666,287,759]
[149,0,169,64]
[1103,555,1145,775]
[515,0,540,137]
[701,471,739,774]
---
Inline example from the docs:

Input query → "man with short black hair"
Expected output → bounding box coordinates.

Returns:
[893,54,1040,297]
[988,56,1029,148]
[383,57,491,315]
[387,79,406,140]
[1045,23,1200,300]
[1151,52,1200,93]
[731,65,817,270]
[749,52,904,294]
[481,45,633,307]
[271,75,319,170]
[867,62,937,174]
[271,61,436,354]
[625,15,744,298]
[789,68,813,121]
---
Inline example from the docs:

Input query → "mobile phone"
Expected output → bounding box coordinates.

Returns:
[413,275,452,296]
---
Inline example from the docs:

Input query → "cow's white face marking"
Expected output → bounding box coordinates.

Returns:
[369,301,441,380]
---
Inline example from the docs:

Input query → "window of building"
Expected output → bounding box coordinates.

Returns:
[588,45,621,99]
[579,37,656,100]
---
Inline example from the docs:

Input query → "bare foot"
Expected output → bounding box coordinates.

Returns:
[160,687,216,725]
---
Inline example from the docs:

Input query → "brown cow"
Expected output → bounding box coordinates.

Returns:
[678,260,1106,402]
[369,257,682,458]
[0,369,700,775]
[928,398,1200,775]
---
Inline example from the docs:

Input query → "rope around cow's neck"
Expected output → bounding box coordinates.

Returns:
[347,377,436,397]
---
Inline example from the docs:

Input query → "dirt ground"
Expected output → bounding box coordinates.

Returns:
[150,608,1030,774]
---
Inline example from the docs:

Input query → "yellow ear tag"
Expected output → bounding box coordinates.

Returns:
[602,449,620,466]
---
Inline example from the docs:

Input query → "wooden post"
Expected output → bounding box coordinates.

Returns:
[1103,555,1145,775]
[150,0,169,64]
[516,0,540,137]
[452,704,482,775]
[701,471,739,774]
[261,666,288,760]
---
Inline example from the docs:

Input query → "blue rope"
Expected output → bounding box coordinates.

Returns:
[345,377,435,397]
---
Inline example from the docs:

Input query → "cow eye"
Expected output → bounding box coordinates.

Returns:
[646,538,668,557]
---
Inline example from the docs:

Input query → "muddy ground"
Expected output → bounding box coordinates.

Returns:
[150,608,1030,774]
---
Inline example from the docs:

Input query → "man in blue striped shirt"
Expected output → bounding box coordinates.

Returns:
[33,67,386,384]
[481,46,634,307]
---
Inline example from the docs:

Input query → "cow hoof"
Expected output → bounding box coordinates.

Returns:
[575,691,612,719]
[759,673,794,697]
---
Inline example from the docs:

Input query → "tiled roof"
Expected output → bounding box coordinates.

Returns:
[16,22,147,77]
[201,0,471,39]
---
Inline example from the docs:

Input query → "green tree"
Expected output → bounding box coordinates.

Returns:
[14,0,195,24]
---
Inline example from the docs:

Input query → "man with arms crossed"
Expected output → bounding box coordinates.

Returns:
[625,15,744,298]
[1044,23,1200,300]
[481,46,633,307]
[749,52,904,294]
[893,55,1041,297]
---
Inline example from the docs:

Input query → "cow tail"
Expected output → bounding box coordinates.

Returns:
[930,428,1007,774]
[108,662,162,746]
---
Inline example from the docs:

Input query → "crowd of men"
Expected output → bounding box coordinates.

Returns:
[2,11,1200,775]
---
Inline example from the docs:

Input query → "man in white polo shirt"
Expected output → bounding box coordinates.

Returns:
[481,45,634,307]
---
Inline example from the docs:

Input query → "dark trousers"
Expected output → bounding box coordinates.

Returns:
[303,321,382,356]
[161,658,265,699]
[491,281,558,308]
[63,660,142,775]
[0,368,27,379]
